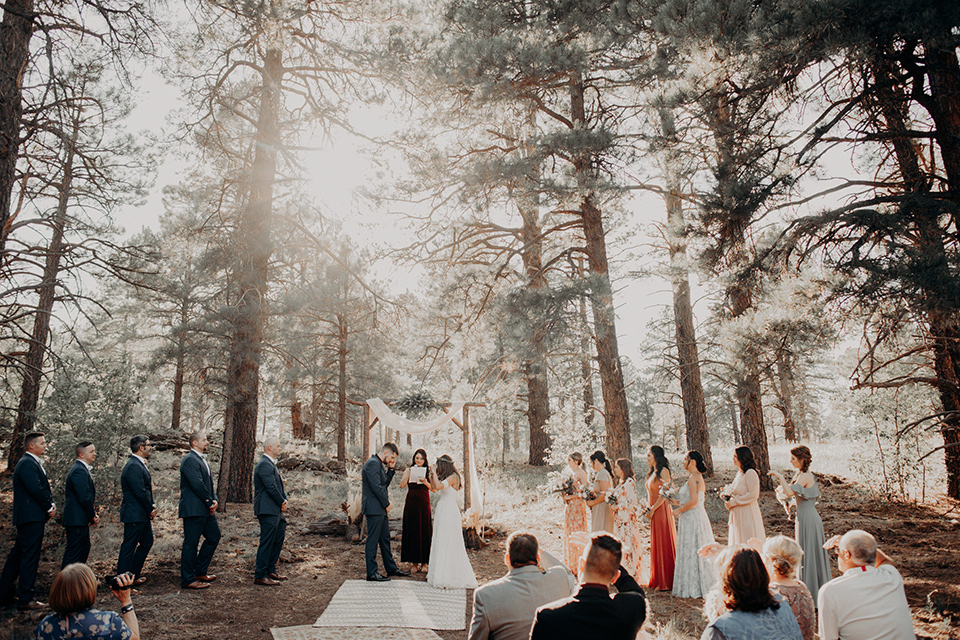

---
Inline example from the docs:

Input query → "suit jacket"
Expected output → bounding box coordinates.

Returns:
[120,456,155,523]
[361,454,395,516]
[63,460,96,527]
[179,450,217,518]
[530,584,646,640]
[12,454,53,525]
[253,455,286,517]
[469,564,576,640]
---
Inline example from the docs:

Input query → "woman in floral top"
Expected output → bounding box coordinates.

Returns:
[36,564,139,640]
[610,458,645,580]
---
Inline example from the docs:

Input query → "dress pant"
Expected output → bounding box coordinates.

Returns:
[0,521,45,605]
[255,514,286,580]
[62,525,91,568]
[117,521,153,579]
[180,514,221,586]
[364,514,398,578]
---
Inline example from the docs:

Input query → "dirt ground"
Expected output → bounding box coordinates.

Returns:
[0,463,958,640]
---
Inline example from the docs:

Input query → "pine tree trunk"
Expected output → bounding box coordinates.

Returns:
[170,298,188,432]
[337,313,348,461]
[218,46,281,504]
[729,400,741,444]
[731,284,772,490]
[776,353,798,443]
[6,115,74,470]
[579,293,595,430]
[663,149,712,473]
[0,0,34,251]
[570,73,631,462]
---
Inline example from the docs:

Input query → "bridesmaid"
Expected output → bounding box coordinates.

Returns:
[610,458,644,580]
[562,452,590,568]
[585,451,614,533]
[723,445,765,546]
[671,450,716,598]
[645,445,677,590]
[399,448,432,573]
[768,445,832,600]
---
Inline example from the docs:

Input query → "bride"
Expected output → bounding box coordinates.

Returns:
[426,455,477,589]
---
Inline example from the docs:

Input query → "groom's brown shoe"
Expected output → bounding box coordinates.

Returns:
[268,573,288,581]
[255,578,281,586]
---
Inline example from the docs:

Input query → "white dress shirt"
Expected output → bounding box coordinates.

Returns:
[818,564,916,640]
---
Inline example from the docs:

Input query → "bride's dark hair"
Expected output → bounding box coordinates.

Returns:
[436,455,457,482]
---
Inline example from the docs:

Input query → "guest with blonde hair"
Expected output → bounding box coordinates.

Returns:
[35,563,140,640]
[763,536,815,640]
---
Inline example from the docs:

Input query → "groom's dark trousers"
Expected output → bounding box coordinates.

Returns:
[361,454,399,577]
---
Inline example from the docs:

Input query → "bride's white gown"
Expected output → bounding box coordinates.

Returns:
[426,478,477,589]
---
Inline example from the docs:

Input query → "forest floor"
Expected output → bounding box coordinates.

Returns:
[0,445,958,640]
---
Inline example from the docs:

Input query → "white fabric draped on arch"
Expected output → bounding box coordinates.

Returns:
[366,398,483,514]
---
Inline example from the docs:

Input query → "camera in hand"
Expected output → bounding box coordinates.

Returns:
[107,572,133,590]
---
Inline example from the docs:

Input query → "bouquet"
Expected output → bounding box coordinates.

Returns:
[660,485,676,501]
[716,487,732,502]
[605,490,618,506]
[775,485,795,517]
[581,487,598,501]
[553,476,577,497]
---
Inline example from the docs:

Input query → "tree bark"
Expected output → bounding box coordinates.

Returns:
[6,113,74,469]
[170,297,188,432]
[218,46,281,504]
[775,352,798,443]
[569,72,631,462]
[0,0,35,251]
[337,312,348,461]
[579,292,595,431]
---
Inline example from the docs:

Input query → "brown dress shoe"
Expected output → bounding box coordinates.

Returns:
[268,573,288,581]
[17,600,47,611]
[196,574,217,582]
[254,578,281,586]
[183,581,210,590]
[133,577,148,586]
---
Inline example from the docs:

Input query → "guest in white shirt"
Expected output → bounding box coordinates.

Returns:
[818,529,915,640]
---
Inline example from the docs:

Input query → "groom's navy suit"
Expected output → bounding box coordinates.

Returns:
[361,454,399,578]
[178,449,221,586]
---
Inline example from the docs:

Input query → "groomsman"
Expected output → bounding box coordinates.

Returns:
[179,431,220,590]
[253,437,288,586]
[117,435,156,585]
[62,441,98,568]
[0,432,55,610]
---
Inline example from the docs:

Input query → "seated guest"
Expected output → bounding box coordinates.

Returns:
[35,563,140,640]
[468,531,576,640]
[763,536,815,640]
[701,547,802,640]
[530,533,646,640]
[818,530,915,640]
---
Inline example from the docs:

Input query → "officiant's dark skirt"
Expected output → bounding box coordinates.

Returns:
[401,483,432,563]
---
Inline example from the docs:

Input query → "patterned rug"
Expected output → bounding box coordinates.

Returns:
[312,579,467,630]
[272,626,443,640]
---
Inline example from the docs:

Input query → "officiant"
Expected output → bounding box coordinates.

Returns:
[399,449,433,574]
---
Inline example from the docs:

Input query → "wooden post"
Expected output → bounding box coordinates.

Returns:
[463,406,471,511]
[362,404,371,460]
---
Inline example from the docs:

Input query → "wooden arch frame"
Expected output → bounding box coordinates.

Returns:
[347,398,485,510]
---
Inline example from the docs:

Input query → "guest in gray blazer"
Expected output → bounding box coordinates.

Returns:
[468,532,576,640]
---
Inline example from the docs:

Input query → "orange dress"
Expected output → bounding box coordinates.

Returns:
[646,473,677,590]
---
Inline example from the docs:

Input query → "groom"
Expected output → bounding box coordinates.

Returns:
[362,442,410,582]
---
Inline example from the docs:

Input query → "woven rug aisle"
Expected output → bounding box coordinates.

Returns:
[312,579,467,630]
[271,626,443,640]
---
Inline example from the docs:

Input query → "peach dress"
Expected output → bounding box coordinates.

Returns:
[726,468,765,546]
[563,488,590,568]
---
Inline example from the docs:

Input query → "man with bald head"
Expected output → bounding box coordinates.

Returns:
[818,529,915,640]
[253,437,288,586]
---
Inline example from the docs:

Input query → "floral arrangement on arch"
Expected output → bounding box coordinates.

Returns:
[395,390,438,419]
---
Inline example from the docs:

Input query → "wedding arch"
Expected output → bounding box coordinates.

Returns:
[347,398,485,512]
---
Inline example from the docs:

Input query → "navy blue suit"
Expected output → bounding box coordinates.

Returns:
[178,450,220,586]
[117,456,154,579]
[361,454,398,577]
[0,454,53,605]
[253,455,287,580]
[62,460,96,568]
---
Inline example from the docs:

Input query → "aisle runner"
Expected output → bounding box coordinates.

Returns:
[312,579,467,630]
[272,626,443,640]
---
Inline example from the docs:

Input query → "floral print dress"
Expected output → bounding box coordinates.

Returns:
[36,608,133,640]
[611,477,644,580]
